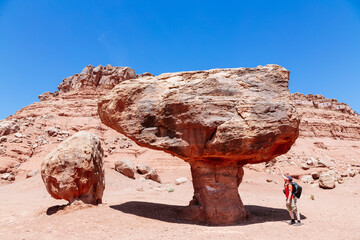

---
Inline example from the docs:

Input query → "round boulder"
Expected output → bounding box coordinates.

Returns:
[41,131,105,204]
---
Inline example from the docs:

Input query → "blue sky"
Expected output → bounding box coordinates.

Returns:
[1,0,360,120]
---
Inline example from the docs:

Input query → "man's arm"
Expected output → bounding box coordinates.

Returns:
[277,167,288,181]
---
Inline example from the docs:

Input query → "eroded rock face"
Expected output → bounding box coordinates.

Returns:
[99,65,299,164]
[0,120,20,136]
[99,65,300,225]
[58,64,137,93]
[41,131,105,204]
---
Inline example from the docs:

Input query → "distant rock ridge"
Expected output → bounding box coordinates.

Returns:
[291,93,360,140]
[57,64,138,93]
[291,93,358,116]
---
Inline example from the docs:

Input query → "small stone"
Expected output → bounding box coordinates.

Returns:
[14,133,23,138]
[266,179,272,182]
[13,138,23,143]
[175,177,188,185]
[168,188,175,193]
[348,170,356,177]
[316,159,331,168]
[26,170,39,179]
[0,136,7,143]
[301,164,310,170]
[46,128,59,137]
[311,172,320,180]
[136,164,152,175]
[319,172,335,189]
[338,178,345,184]
[340,172,348,177]
[301,175,313,184]
[115,159,135,179]
[144,169,161,183]
[1,172,15,181]
[306,159,313,165]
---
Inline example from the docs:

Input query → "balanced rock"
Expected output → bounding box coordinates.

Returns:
[319,172,335,189]
[41,131,105,204]
[98,65,299,225]
[114,159,135,179]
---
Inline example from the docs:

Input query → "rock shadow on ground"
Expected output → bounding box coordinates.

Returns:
[110,201,306,226]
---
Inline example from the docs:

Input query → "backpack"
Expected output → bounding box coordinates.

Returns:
[283,181,302,199]
[291,182,302,199]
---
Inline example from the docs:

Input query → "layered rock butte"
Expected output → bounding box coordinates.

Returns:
[1,64,360,221]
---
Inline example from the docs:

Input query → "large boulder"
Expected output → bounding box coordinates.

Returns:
[319,172,335,189]
[98,65,300,225]
[41,131,105,204]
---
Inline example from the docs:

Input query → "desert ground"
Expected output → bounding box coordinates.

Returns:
[1,147,359,240]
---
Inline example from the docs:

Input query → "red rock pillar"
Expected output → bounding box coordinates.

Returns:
[181,160,247,225]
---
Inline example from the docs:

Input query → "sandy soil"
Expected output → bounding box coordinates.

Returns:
[1,153,359,240]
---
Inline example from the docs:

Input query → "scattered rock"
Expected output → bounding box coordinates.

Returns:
[175,177,188,185]
[348,169,356,177]
[144,169,161,183]
[316,159,331,168]
[338,178,345,184]
[319,172,335,189]
[0,136,7,143]
[26,170,39,179]
[340,172,348,177]
[301,164,310,170]
[114,159,135,179]
[13,138,23,143]
[46,127,59,137]
[314,142,328,149]
[301,175,313,184]
[0,120,20,136]
[136,164,152,175]
[266,179,273,182]
[41,131,105,204]
[1,172,15,181]
[311,172,320,180]
[14,133,23,138]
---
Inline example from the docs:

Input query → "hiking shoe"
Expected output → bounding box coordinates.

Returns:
[288,220,295,225]
[293,222,302,226]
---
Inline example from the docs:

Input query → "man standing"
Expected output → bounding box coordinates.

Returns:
[278,167,301,226]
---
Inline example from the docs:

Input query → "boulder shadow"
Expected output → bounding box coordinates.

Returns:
[46,204,68,215]
[110,201,306,226]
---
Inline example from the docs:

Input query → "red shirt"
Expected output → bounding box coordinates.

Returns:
[284,181,295,199]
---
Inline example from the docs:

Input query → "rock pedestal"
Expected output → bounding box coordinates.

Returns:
[182,160,246,225]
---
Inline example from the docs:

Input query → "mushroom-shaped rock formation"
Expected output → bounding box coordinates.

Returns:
[98,65,300,225]
[41,131,105,204]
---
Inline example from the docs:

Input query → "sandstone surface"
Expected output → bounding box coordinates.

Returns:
[41,131,105,204]
[98,64,300,225]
